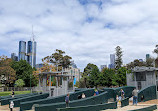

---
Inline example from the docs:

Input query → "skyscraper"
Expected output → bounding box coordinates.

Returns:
[146,54,150,60]
[110,54,115,69]
[19,41,26,61]
[11,53,18,61]
[27,40,36,68]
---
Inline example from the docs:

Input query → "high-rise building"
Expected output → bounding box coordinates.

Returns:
[27,40,36,68]
[19,41,26,61]
[110,54,115,69]
[146,54,150,60]
[100,65,107,71]
[11,53,18,61]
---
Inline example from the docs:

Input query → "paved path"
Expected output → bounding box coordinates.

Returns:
[104,103,157,111]
[0,104,19,111]
[104,100,158,111]
[1,99,158,111]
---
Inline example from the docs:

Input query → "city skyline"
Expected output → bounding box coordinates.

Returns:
[0,0,158,70]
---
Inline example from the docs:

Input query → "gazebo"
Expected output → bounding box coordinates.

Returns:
[38,70,75,97]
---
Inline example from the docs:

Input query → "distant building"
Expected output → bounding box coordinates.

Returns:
[11,53,18,61]
[65,66,80,82]
[19,41,26,61]
[27,40,37,68]
[100,65,107,71]
[110,54,115,69]
[139,59,143,62]
[65,61,80,81]
[36,63,44,69]
[126,66,158,90]
[146,54,150,60]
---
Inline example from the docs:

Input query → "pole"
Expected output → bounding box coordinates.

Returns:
[30,25,35,93]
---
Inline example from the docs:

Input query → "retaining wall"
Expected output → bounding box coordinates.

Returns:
[12,93,49,107]
[1,93,38,105]
[121,97,129,107]
[56,102,117,111]
[20,89,95,110]
[35,91,109,111]
[138,85,157,102]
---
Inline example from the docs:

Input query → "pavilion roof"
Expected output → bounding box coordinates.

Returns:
[38,71,75,77]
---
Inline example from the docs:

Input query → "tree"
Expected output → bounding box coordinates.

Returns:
[15,79,25,87]
[153,45,158,67]
[11,60,38,87]
[99,68,117,87]
[146,58,154,67]
[115,46,123,70]
[88,65,100,88]
[83,63,98,88]
[42,49,72,70]
[0,56,16,86]
[127,58,154,69]
[116,67,127,86]
[153,45,158,57]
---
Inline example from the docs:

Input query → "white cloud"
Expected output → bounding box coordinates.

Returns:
[0,0,158,70]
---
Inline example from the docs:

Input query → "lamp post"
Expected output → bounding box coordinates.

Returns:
[30,26,35,93]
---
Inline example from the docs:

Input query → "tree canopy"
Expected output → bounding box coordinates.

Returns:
[42,49,72,70]
[0,55,16,86]
[115,46,123,70]
[99,68,117,87]
[11,60,38,87]
[15,79,25,87]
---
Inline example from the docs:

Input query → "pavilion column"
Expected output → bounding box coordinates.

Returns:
[43,75,47,92]
[39,75,41,87]
[73,76,75,92]
[134,73,137,89]
[49,75,51,97]
[56,76,58,96]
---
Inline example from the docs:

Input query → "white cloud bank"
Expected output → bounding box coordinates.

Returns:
[0,0,158,70]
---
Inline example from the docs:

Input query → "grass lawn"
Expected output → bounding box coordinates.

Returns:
[0,91,31,96]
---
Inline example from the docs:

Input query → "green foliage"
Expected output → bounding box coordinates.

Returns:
[75,81,79,87]
[83,63,100,88]
[153,45,158,57]
[0,56,16,86]
[15,79,25,87]
[99,68,117,87]
[146,58,154,67]
[11,60,38,87]
[78,78,86,88]
[81,63,127,88]
[42,49,72,70]
[0,91,31,96]
[88,65,100,88]
[115,46,123,70]
[116,67,127,86]
[127,58,154,69]
[68,82,73,88]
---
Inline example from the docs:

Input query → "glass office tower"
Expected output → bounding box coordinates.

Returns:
[11,53,18,61]
[27,40,36,68]
[110,54,115,69]
[19,41,26,61]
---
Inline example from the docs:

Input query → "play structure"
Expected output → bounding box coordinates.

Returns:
[0,85,157,111]
[38,71,75,97]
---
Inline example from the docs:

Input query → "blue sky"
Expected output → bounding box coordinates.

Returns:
[0,0,158,70]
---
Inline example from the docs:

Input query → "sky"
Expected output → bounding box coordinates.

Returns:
[0,0,158,70]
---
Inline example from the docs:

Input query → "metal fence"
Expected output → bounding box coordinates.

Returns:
[1,87,33,92]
